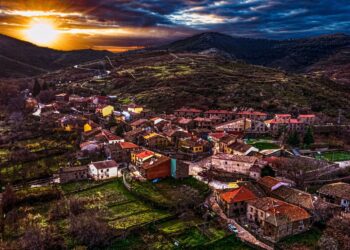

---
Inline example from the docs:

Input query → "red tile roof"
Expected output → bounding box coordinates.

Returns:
[237,111,267,116]
[204,110,233,114]
[298,114,316,118]
[136,150,154,159]
[258,176,281,189]
[175,108,202,113]
[275,114,291,118]
[119,142,139,149]
[220,186,257,204]
[208,132,226,140]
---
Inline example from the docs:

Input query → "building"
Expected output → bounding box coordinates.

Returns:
[203,110,234,122]
[236,111,268,121]
[217,186,257,217]
[211,153,260,176]
[57,166,89,183]
[55,93,70,102]
[297,114,316,125]
[224,141,259,156]
[97,105,114,117]
[139,155,171,180]
[174,108,203,118]
[131,150,155,165]
[95,129,124,144]
[193,117,216,129]
[130,119,151,130]
[88,160,120,180]
[178,137,208,154]
[247,197,311,241]
[265,114,306,134]
[142,132,170,148]
[215,118,267,134]
[318,182,350,211]
[109,141,141,162]
[170,159,189,179]
[257,176,292,193]
[127,104,144,114]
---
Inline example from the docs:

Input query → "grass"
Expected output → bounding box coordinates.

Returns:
[279,226,323,249]
[175,228,209,248]
[316,151,350,162]
[199,235,254,250]
[158,219,202,235]
[250,142,280,151]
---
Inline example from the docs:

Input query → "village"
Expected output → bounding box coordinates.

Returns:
[0,88,350,249]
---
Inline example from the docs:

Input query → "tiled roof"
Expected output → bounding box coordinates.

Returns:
[220,186,257,204]
[194,117,212,122]
[130,119,149,126]
[228,142,254,153]
[298,114,315,118]
[258,176,281,190]
[177,117,193,124]
[208,132,226,140]
[275,114,291,117]
[212,153,258,164]
[318,182,350,200]
[272,186,314,210]
[102,130,123,141]
[136,150,155,159]
[237,111,267,116]
[90,160,118,169]
[205,110,234,114]
[119,142,139,149]
[175,108,202,113]
[247,197,310,226]
[142,155,170,170]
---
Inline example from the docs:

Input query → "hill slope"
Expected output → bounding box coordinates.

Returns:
[160,32,350,84]
[44,51,350,118]
[0,34,113,78]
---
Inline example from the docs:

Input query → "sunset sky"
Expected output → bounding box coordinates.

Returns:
[0,0,349,52]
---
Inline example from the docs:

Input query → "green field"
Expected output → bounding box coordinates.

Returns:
[279,226,323,249]
[246,139,280,151]
[316,151,350,162]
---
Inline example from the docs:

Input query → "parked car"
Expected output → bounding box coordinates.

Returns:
[228,224,239,234]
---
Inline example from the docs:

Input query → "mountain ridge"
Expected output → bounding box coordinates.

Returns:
[0,33,113,78]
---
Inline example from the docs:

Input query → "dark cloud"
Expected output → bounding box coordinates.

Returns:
[0,0,349,49]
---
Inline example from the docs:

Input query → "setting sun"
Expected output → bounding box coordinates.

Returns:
[24,19,59,46]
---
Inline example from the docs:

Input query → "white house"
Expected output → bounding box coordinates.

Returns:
[88,160,120,180]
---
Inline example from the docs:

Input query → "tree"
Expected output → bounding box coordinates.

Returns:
[19,225,66,250]
[41,81,49,91]
[303,126,315,146]
[287,131,300,147]
[69,211,115,248]
[322,216,350,250]
[32,79,41,97]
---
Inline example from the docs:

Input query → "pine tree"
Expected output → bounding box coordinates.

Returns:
[287,131,300,147]
[32,79,41,97]
[303,127,314,146]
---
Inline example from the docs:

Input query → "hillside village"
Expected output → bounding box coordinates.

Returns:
[0,84,349,249]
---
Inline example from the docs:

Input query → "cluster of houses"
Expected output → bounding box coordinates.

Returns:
[26,93,349,244]
[215,176,350,241]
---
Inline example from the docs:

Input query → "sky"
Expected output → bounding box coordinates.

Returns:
[0,0,349,51]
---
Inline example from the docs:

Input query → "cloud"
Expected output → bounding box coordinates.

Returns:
[0,0,349,49]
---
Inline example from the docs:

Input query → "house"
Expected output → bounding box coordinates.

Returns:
[88,160,120,180]
[176,117,194,130]
[130,119,151,130]
[237,111,268,121]
[217,186,257,217]
[163,129,191,147]
[57,166,89,183]
[298,114,316,125]
[108,141,141,162]
[193,117,216,129]
[142,132,170,148]
[210,153,260,176]
[178,137,209,154]
[218,134,241,153]
[247,197,311,241]
[224,141,259,156]
[123,128,146,143]
[95,129,124,144]
[174,108,203,118]
[214,118,268,134]
[83,120,100,132]
[170,159,190,179]
[131,150,155,166]
[257,176,292,193]
[265,114,306,134]
[318,182,350,211]
[139,155,171,180]
[60,115,87,132]
[204,110,234,122]
[96,105,114,117]
[127,104,144,114]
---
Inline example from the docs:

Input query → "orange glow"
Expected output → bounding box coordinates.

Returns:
[24,18,59,46]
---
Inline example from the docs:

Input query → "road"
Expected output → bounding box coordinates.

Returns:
[207,194,273,250]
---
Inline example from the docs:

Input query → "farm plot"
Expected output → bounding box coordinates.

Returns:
[316,151,350,162]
